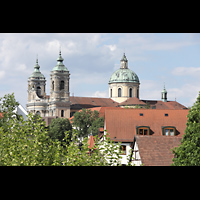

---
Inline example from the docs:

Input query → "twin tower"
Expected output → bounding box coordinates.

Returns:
[27,51,70,118]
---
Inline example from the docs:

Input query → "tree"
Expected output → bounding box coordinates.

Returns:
[48,117,72,143]
[0,93,20,130]
[72,109,104,138]
[172,92,200,166]
[0,113,122,166]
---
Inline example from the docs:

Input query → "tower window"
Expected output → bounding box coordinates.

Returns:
[36,86,41,97]
[52,81,54,91]
[110,89,112,98]
[137,88,139,98]
[118,88,121,97]
[60,81,64,90]
[129,88,132,97]
[61,110,64,117]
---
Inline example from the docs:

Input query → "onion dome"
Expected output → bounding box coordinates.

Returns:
[29,57,45,78]
[52,50,69,72]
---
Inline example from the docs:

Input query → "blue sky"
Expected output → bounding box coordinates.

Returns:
[0,33,199,108]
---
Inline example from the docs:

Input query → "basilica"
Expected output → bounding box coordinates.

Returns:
[26,51,187,118]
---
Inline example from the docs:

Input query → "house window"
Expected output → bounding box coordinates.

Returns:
[162,126,176,136]
[120,145,126,155]
[129,88,132,97]
[60,80,64,90]
[118,88,122,97]
[165,113,168,117]
[61,110,64,117]
[137,126,150,135]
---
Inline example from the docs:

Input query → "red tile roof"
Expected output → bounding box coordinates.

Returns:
[119,97,146,106]
[105,109,189,142]
[142,100,187,109]
[134,135,182,166]
[70,96,118,107]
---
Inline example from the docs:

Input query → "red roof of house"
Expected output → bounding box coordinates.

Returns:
[134,135,182,166]
[105,109,189,142]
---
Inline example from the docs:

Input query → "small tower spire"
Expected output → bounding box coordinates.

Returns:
[120,52,128,69]
[161,83,167,102]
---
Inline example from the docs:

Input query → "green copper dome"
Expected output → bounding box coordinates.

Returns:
[29,58,45,78]
[109,68,139,83]
[109,53,139,84]
[52,51,69,72]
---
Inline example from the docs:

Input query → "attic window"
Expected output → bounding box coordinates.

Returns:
[165,113,168,117]
[162,126,176,136]
[139,113,143,116]
[136,126,150,135]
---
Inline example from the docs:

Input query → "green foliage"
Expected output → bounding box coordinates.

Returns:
[48,117,72,143]
[72,109,104,138]
[172,92,200,166]
[0,112,122,166]
[0,93,20,130]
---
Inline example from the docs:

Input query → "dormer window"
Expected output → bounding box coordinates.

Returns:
[162,126,176,136]
[136,126,150,135]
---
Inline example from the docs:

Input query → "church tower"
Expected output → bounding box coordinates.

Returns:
[161,84,167,102]
[27,57,47,116]
[49,50,70,118]
[109,53,140,103]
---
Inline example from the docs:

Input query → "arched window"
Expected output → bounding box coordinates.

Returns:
[110,89,112,98]
[129,88,132,97]
[36,86,41,97]
[137,88,139,98]
[118,88,121,97]
[52,81,54,91]
[36,111,40,115]
[60,81,64,90]
[61,110,64,117]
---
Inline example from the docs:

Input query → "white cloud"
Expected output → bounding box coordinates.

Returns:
[0,71,5,79]
[172,67,200,76]
[93,90,108,98]
[16,64,26,71]
[105,45,117,52]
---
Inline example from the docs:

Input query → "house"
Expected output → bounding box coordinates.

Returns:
[132,135,182,166]
[104,109,189,165]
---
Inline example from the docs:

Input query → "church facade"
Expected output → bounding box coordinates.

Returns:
[27,51,70,118]
[26,51,186,119]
